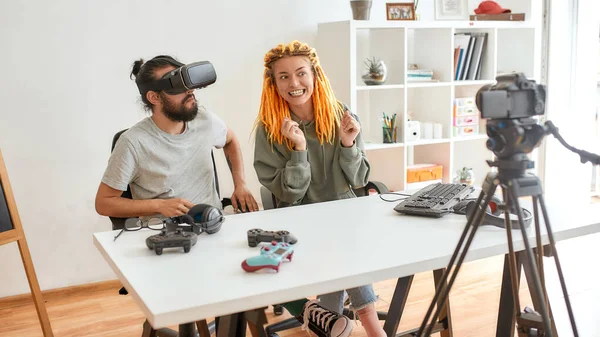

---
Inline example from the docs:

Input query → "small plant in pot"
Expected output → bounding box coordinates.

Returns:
[362,57,387,85]
[457,167,475,185]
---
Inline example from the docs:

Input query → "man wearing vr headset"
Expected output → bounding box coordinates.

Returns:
[95,55,258,218]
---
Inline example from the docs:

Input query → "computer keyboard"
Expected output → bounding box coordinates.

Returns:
[394,183,474,218]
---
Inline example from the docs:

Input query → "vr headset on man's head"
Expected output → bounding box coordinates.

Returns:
[137,60,217,95]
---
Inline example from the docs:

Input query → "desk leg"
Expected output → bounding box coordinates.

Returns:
[197,320,211,337]
[216,313,247,337]
[521,250,558,336]
[142,320,178,337]
[433,268,453,337]
[178,323,197,337]
[496,253,523,337]
[142,320,157,337]
[382,275,414,337]
[245,308,268,337]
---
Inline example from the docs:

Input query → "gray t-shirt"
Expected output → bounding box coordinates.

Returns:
[101,107,228,209]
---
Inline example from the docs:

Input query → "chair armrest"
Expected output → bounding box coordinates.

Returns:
[353,181,390,197]
[260,186,275,210]
[367,181,389,194]
[221,198,232,209]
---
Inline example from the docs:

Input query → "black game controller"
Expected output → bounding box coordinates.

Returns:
[146,228,198,255]
[247,228,298,248]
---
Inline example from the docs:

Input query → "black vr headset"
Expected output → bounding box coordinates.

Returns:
[137,59,217,95]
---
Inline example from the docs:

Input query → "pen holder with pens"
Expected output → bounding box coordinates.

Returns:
[381,112,398,144]
[382,126,397,143]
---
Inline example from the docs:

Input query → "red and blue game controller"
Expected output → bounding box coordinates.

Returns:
[241,241,294,273]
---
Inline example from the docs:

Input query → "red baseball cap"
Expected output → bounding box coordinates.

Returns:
[474,1,511,15]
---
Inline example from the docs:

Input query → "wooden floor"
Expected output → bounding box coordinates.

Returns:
[2,230,599,337]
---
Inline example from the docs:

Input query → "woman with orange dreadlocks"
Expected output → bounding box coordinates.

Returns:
[253,41,386,337]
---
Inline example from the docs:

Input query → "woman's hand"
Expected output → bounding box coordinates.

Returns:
[340,111,360,147]
[281,117,307,151]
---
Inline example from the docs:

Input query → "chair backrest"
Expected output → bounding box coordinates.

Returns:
[108,128,230,230]
[260,181,390,210]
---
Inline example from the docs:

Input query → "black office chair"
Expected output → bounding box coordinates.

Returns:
[260,181,389,337]
[108,128,231,337]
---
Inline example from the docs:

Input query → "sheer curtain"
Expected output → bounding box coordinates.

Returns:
[540,0,600,201]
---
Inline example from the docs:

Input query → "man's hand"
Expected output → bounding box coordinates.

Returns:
[231,184,259,212]
[157,198,194,217]
[340,110,360,147]
[281,117,307,151]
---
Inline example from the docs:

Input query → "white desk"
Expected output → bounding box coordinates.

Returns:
[93,194,600,332]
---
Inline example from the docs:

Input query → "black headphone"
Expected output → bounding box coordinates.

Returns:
[170,204,225,235]
[454,195,533,229]
[188,204,225,234]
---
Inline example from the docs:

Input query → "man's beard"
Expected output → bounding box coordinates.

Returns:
[161,93,199,122]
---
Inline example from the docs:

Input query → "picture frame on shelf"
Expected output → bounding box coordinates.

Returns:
[386,3,415,21]
[435,0,468,20]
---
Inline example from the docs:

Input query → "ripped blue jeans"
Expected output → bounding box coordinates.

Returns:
[317,284,378,313]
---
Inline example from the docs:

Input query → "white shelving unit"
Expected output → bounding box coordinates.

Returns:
[317,20,540,191]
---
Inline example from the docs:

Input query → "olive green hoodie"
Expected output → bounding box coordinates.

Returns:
[253,108,370,208]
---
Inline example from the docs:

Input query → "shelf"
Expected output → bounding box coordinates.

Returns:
[357,84,405,91]
[317,18,538,193]
[452,134,488,142]
[364,143,404,151]
[406,82,451,88]
[453,80,496,86]
[349,20,536,30]
[405,138,451,146]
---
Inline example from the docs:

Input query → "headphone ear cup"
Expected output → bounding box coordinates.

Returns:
[465,199,493,225]
[463,195,532,229]
[180,214,195,225]
[188,204,210,223]
[203,206,224,234]
[187,204,225,234]
[188,204,209,234]
[488,195,502,216]
[465,200,492,218]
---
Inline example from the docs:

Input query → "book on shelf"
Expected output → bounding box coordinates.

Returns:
[407,69,434,82]
[407,78,439,83]
[453,32,487,81]
[470,13,525,21]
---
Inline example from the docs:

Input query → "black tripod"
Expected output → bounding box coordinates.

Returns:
[416,153,579,337]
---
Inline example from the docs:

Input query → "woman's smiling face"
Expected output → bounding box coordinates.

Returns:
[272,56,314,109]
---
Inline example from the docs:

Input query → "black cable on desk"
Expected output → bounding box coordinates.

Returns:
[379,192,411,202]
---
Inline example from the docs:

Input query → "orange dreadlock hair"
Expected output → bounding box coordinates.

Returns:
[254,40,344,149]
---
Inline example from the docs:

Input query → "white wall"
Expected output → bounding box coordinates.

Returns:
[0,0,360,298]
[0,0,539,298]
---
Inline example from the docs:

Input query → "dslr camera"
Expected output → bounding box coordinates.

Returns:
[475,73,548,163]
[476,73,546,119]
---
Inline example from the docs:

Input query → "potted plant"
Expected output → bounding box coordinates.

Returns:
[361,57,387,85]
[457,167,475,185]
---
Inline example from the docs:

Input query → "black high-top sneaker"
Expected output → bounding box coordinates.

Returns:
[297,300,352,337]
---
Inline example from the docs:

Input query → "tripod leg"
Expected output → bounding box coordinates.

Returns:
[521,251,558,336]
[507,182,554,337]
[537,194,580,337]
[501,187,523,314]
[495,253,523,337]
[532,197,546,291]
[418,174,499,337]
